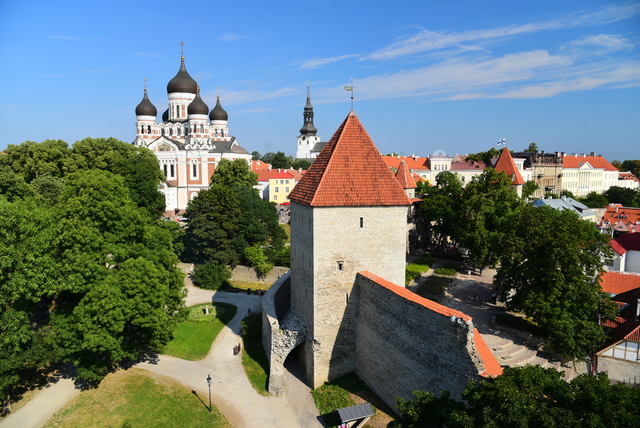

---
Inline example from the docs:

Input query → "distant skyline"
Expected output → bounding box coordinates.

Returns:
[1,0,639,162]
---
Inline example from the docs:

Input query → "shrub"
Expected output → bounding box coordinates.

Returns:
[244,246,274,278]
[433,267,457,276]
[191,261,232,290]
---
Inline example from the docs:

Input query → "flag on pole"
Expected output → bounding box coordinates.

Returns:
[343,86,353,91]
[497,139,507,146]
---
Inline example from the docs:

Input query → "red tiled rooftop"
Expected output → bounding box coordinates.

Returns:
[382,155,430,171]
[563,155,618,171]
[289,111,410,207]
[395,160,417,189]
[599,205,640,227]
[610,239,627,256]
[599,271,640,295]
[450,160,486,170]
[494,148,524,185]
[615,231,640,252]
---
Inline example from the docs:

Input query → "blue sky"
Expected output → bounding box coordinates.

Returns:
[1,0,639,162]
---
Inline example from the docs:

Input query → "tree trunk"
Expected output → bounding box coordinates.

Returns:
[2,390,11,415]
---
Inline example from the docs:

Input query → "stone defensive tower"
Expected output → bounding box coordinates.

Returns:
[287,111,410,386]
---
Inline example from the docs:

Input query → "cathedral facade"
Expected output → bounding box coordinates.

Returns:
[134,53,251,215]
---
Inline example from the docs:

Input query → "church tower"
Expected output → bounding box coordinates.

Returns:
[288,111,410,386]
[296,86,321,159]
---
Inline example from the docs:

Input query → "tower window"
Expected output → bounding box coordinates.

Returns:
[360,217,364,228]
[337,261,344,270]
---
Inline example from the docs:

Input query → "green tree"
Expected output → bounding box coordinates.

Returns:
[621,159,640,177]
[418,171,464,249]
[458,169,522,267]
[211,158,258,189]
[251,151,261,161]
[522,180,539,199]
[191,261,232,290]
[525,142,539,153]
[392,367,640,428]
[578,191,609,208]
[604,186,639,207]
[72,137,166,217]
[269,151,292,169]
[291,158,311,170]
[465,148,501,166]
[560,189,575,199]
[0,140,76,182]
[495,205,615,358]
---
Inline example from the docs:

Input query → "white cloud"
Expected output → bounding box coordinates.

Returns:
[366,3,640,61]
[563,34,634,56]
[299,54,360,69]
[220,33,246,42]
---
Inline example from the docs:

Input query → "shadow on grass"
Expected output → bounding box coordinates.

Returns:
[415,275,453,302]
[242,338,270,393]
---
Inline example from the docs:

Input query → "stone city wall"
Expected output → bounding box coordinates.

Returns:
[354,272,485,411]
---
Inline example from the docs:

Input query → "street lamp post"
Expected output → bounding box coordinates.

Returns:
[206,374,212,413]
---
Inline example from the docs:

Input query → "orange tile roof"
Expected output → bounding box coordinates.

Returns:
[382,155,430,171]
[619,172,640,183]
[289,111,410,207]
[395,160,417,189]
[563,155,618,171]
[474,329,504,377]
[255,168,304,182]
[610,239,627,256]
[250,160,272,171]
[494,148,525,185]
[599,205,640,226]
[599,320,640,353]
[599,271,640,295]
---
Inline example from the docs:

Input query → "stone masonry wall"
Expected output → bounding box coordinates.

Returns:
[355,273,484,411]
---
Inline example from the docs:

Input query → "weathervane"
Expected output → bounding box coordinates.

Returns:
[343,79,355,110]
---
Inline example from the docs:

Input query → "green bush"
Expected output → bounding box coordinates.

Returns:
[191,261,232,290]
[244,246,274,278]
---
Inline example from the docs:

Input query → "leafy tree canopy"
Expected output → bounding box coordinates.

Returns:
[392,366,640,428]
[604,186,639,207]
[465,147,501,166]
[291,158,311,170]
[621,159,640,177]
[0,141,184,403]
[210,158,258,189]
[525,142,539,153]
[578,191,609,208]
[522,180,539,199]
[495,204,615,358]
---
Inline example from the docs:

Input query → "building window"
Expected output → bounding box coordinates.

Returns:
[275,187,279,193]
[360,217,364,228]
[274,195,278,200]
[285,187,289,193]
[337,261,344,270]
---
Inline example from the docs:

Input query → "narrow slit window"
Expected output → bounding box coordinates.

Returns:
[337,261,344,271]
[360,217,364,228]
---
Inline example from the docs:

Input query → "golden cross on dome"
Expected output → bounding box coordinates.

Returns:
[180,41,184,59]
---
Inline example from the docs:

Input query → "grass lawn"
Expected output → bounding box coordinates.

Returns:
[405,257,432,285]
[44,369,230,428]
[163,303,237,360]
[311,372,395,427]
[229,280,272,291]
[241,339,270,396]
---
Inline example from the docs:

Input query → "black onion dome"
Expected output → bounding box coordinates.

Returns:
[209,97,228,121]
[162,109,169,122]
[167,57,197,94]
[188,88,209,115]
[135,89,157,116]
[299,86,317,135]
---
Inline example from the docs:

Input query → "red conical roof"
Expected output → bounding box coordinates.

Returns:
[395,159,417,189]
[289,111,410,207]
[494,147,524,185]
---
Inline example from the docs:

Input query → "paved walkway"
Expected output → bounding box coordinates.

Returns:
[1,268,322,428]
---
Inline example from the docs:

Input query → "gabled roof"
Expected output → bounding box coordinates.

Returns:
[255,168,304,183]
[494,148,524,185]
[270,171,294,180]
[289,111,410,207]
[615,231,640,252]
[619,171,640,183]
[563,154,618,171]
[610,239,628,256]
[599,271,640,295]
[531,197,595,218]
[450,160,486,170]
[598,205,640,227]
[395,160,417,189]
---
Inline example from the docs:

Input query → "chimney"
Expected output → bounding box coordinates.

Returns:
[591,152,596,156]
